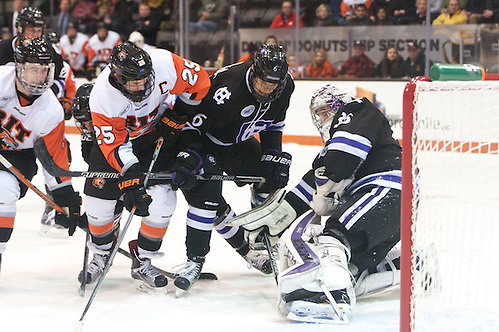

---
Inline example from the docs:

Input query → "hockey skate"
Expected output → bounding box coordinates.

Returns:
[39,204,67,238]
[243,248,273,275]
[78,242,113,285]
[128,240,167,289]
[173,256,205,297]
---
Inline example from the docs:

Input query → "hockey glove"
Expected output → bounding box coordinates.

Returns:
[310,166,353,216]
[258,150,292,193]
[59,97,74,120]
[226,189,297,245]
[156,111,187,143]
[119,164,152,217]
[171,149,202,190]
[52,186,82,236]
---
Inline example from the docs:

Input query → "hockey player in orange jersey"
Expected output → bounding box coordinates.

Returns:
[0,37,81,272]
[78,41,210,289]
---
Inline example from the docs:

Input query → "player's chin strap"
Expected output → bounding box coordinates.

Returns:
[279,210,351,324]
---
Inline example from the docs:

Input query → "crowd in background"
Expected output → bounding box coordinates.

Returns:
[2,0,495,80]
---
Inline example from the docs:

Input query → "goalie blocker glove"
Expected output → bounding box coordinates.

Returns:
[171,149,202,190]
[52,186,82,236]
[118,163,152,217]
[258,150,292,193]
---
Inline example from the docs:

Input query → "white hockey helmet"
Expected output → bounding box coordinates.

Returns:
[128,31,145,49]
[310,84,354,142]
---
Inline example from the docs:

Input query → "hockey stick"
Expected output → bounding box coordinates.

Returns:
[116,248,217,280]
[34,138,263,183]
[78,231,90,297]
[77,138,164,327]
[0,154,68,216]
[262,231,279,285]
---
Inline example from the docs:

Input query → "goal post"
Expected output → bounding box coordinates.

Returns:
[400,77,499,332]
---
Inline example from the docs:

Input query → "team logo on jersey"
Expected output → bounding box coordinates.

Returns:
[333,112,354,128]
[0,128,18,149]
[241,105,255,117]
[92,177,106,189]
[213,87,231,105]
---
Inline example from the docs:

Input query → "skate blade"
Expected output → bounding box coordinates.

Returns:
[175,287,190,298]
[136,282,169,295]
[356,284,400,299]
[39,224,69,238]
[286,301,351,324]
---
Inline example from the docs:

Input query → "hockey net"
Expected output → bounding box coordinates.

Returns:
[401,78,499,332]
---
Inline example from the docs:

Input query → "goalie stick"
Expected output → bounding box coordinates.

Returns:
[34,138,263,183]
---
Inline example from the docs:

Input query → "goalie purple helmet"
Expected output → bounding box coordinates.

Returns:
[310,84,355,142]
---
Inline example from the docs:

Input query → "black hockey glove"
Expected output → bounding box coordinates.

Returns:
[81,140,93,165]
[119,164,152,217]
[258,150,292,193]
[171,149,202,190]
[52,186,82,236]
[156,111,187,143]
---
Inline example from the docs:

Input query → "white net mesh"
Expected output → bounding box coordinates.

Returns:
[409,81,499,331]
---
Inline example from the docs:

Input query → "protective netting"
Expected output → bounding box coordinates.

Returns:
[408,81,499,331]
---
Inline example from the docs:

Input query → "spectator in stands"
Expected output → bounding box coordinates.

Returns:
[49,0,78,37]
[189,0,228,32]
[301,0,325,26]
[389,0,416,25]
[133,2,160,46]
[312,3,337,26]
[71,0,98,35]
[371,5,393,25]
[408,0,438,24]
[96,0,112,22]
[60,21,91,77]
[346,4,372,25]
[288,53,304,78]
[104,0,136,40]
[433,0,468,24]
[338,40,375,78]
[270,0,305,28]
[475,1,499,23]
[341,0,372,24]
[1,27,13,41]
[374,46,403,78]
[306,49,337,78]
[330,0,346,25]
[398,41,430,78]
[462,0,486,24]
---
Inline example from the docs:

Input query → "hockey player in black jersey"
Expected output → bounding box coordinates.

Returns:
[227,84,401,323]
[171,43,295,296]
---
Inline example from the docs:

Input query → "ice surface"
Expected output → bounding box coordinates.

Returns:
[0,135,401,332]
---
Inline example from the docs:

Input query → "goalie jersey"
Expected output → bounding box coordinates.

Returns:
[313,97,401,194]
[0,65,72,189]
[182,61,294,150]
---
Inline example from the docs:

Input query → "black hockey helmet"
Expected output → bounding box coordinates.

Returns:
[249,43,288,103]
[72,83,93,123]
[15,7,45,37]
[109,41,155,102]
[15,37,55,95]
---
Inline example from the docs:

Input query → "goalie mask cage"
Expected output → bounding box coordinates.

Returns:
[400,77,499,332]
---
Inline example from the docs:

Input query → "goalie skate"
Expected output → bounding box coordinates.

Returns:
[244,248,273,275]
[279,289,352,324]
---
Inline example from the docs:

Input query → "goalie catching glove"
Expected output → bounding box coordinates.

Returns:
[225,188,297,245]
[52,186,82,236]
[258,150,292,193]
[310,166,353,216]
[119,163,152,217]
